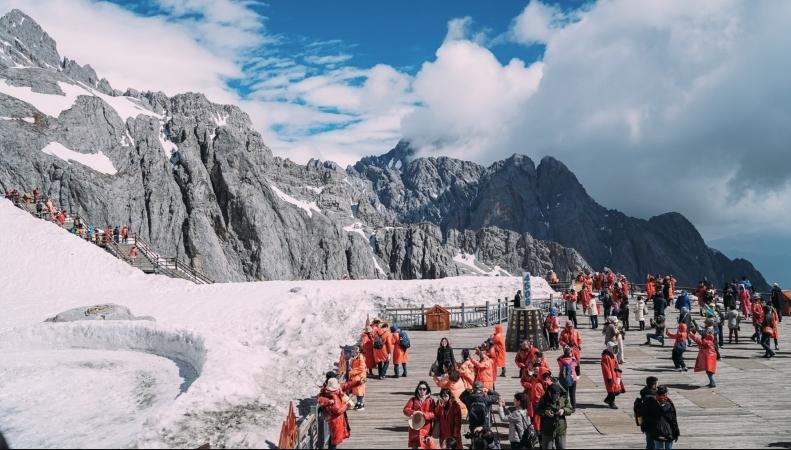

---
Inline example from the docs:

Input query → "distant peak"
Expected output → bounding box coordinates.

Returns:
[0,8,61,69]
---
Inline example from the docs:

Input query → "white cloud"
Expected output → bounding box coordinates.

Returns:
[304,54,353,66]
[510,1,567,45]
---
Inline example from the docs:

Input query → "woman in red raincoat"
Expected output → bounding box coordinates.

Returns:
[360,327,375,376]
[390,324,409,378]
[319,377,362,449]
[524,373,545,432]
[739,286,751,318]
[690,329,718,388]
[471,345,495,391]
[403,381,436,449]
[559,321,583,363]
[515,340,538,378]
[434,389,462,448]
[372,322,389,379]
[348,345,367,410]
[491,324,507,376]
[601,342,624,409]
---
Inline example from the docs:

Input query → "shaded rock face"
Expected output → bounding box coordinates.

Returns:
[354,145,769,290]
[0,10,765,288]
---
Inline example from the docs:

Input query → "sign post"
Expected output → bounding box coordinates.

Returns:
[523,272,532,307]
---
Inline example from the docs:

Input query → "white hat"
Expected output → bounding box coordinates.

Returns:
[408,411,426,430]
[606,341,617,349]
[326,378,341,392]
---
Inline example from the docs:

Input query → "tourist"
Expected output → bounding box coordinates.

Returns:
[129,245,138,260]
[761,304,777,358]
[565,289,579,329]
[653,292,668,323]
[514,289,524,308]
[515,340,538,379]
[675,290,691,312]
[432,368,467,416]
[391,324,409,378]
[545,308,561,351]
[588,294,600,329]
[636,295,648,331]
[559,321,583,364]
[382,322,394,376]
[603,316,618,346]
[121,225,129,244]
[371,320,389,379]
[457,349,476,389]
[601,289,615,319]
[113,225,120,243]
[319,376,363,450]
[459,381,500,433]
[360,325,376,376]
[771,283,784,323]
[491,324,507,377]
[751,295,765,343]
[619,295,631,331]
[634,376,659,449]
[601,341,624,409]
[433,338,455,377]
[523,371,545,432]
[403,381,436,450]
[615,319,627,364]
[348,344,367,410]
[646,316,666,346]
[557,346,579,409]
[536,382,573,449]
[498,392,537,450]
[643,386,680,449]
[434,389,462,448]
[470,344,495,391]
[665,323,688,372]
[727,306,740,344]
[689,329,718,388]
[739,285,751,318]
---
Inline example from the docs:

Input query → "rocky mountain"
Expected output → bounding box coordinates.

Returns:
[0,9,591,283]
[352,143,769,290]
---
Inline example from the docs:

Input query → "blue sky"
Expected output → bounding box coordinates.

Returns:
[5,0,789,286]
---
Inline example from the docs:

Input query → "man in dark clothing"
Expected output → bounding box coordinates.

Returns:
[771,284,784,322]
[643,386,679,449]
[514,290,524,308]
[635,377,658,449]
[460,382,500,432]
[536,382,573,449]
[601,290,614,319]
[653,293,668,323]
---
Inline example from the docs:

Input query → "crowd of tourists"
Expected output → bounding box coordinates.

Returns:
[317,270,784,449]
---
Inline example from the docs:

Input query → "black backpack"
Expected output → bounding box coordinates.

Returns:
[559,361,574,388]
[468,399,491,429]
[633,396,645,426]
[372,333,384,349]
[519,413,540,449]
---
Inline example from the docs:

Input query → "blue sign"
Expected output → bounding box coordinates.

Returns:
[523,272,532,307]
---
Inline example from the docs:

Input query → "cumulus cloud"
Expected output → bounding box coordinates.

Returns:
[402,0,791,244]
[510,0,568,45]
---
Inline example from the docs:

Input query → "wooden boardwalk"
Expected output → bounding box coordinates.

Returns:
[343,309,791,449]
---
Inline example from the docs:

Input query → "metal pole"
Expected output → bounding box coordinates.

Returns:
[485,300,490,326]
[498,299,502,323]
[461,303,465,328]
[421,304,425,328]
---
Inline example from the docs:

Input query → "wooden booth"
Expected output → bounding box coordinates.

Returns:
[425,305,450,331]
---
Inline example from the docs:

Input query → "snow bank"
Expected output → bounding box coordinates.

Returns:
[41,141,117,175]
[269,183,321,218]
[0,200,545,448]
[453,252,513,277]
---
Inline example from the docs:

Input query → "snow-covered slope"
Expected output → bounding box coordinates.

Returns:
[0,200,554,448]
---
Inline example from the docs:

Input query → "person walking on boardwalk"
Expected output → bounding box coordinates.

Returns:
[771,283,784,323]
[557,346,579,409]
[434,388,462,448]
[490,324,507,377]
[643,386,680,449]
[559,321,583,364]
[381,322,394,376]
[536,382,573,449]
[433,368,467,417]
[433,338,455,377]
[689,329,718,388]
[360,326,376,376]
[634,376,659,449]
[760,303,777,358]
[471,344,496,391]
[391,324,410,378]
[739,285,752,318]
[751,296,765,343]
[499,392,539,450]
[646,316,666,346]
[636,296,648,331]
[665,323,689,372]
[564,289,579,329]
[371,320,389,379]
[516,340,538,379]
[348,345,367,410]
[726,306,741,344]
[404,381,436,450]
[588,293,600,329]
[545,308,561,350]
[601,341,625,409]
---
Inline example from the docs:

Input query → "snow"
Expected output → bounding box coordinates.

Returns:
[453,252,515,279]
[158,122,178,157]
[395,159,402,169]
[305,185,324,194]
[41,142,117,175]
[372,257,387,277]
[0,200,537,448]
[214,112,228,127]
[0,80,161,121]
[21,117,34,123]
[343,222,368,240]
[122,129,135,147]
[269,183,321,218]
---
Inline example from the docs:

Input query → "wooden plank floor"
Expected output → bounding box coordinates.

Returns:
[343,309,791,449]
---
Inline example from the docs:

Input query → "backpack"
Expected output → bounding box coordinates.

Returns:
[559,361,574,388]
[468,398,491,429]
[633,396,645,427]
[519,412,540,449]
[603,295,614,308]
[399,330,411,349]
[373,333,384,349]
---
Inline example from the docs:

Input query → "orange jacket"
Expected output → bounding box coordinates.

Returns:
[372,326,389,363]
[471,357,495,391]
[434,399,463,446]
[601,351,624,394]
[391,331,409,365]
[458,360,476,389]
[492,324,507,368]
[348,355,367,397]
[433,374,468,416]
[360,332,375,370]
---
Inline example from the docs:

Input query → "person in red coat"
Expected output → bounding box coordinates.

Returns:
[491,324,507,377]
[360,326,376,376]
[471,344,496,391]
[391,324,409,378]
[371,321,389,379]
[434,389,462,448]
[559,321,583,363]
[690,329,718,387]
[601,341,624,409]
[751,299,765,342]
[319,377,363,449]
[404,381,436,449]
[515,340,538,378]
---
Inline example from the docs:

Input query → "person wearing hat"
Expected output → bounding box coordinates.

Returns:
[321,377,360,449]
[403,381,436,449]
[536,380,573,449]
[515,340,538,379]
[559,322,583,364]
[587,291,600,329]
[460,381,500,433]
[689,328,718,388]
[642,386,680,449]
[371,320,389,379]
[457,348,476,389]
[760,303,777,358]
[434,388,463,448]
[557,346,579,409]
[601,341,624,409]
[348,344,368,410]
[360,326,376,377]
[739,285,752,319]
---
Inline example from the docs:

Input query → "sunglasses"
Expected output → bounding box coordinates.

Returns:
[418,387,428,391]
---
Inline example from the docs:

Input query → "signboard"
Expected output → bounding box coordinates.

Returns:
[505,308,549,351]
[523,272,532,307]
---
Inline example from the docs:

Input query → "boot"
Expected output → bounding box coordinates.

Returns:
[501,368,506,377]
[402,364,408,377]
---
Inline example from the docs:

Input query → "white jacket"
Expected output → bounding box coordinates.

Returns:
[634,300,648,321]
[588,298,599,315]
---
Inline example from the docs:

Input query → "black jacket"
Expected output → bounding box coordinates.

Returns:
[460,390,500,430]
[653,294,668,317]
[643,397,679,442]
[435,347,455,372]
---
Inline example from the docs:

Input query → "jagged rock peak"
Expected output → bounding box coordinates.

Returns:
[354,139,415,172]
[0,9,60,69]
